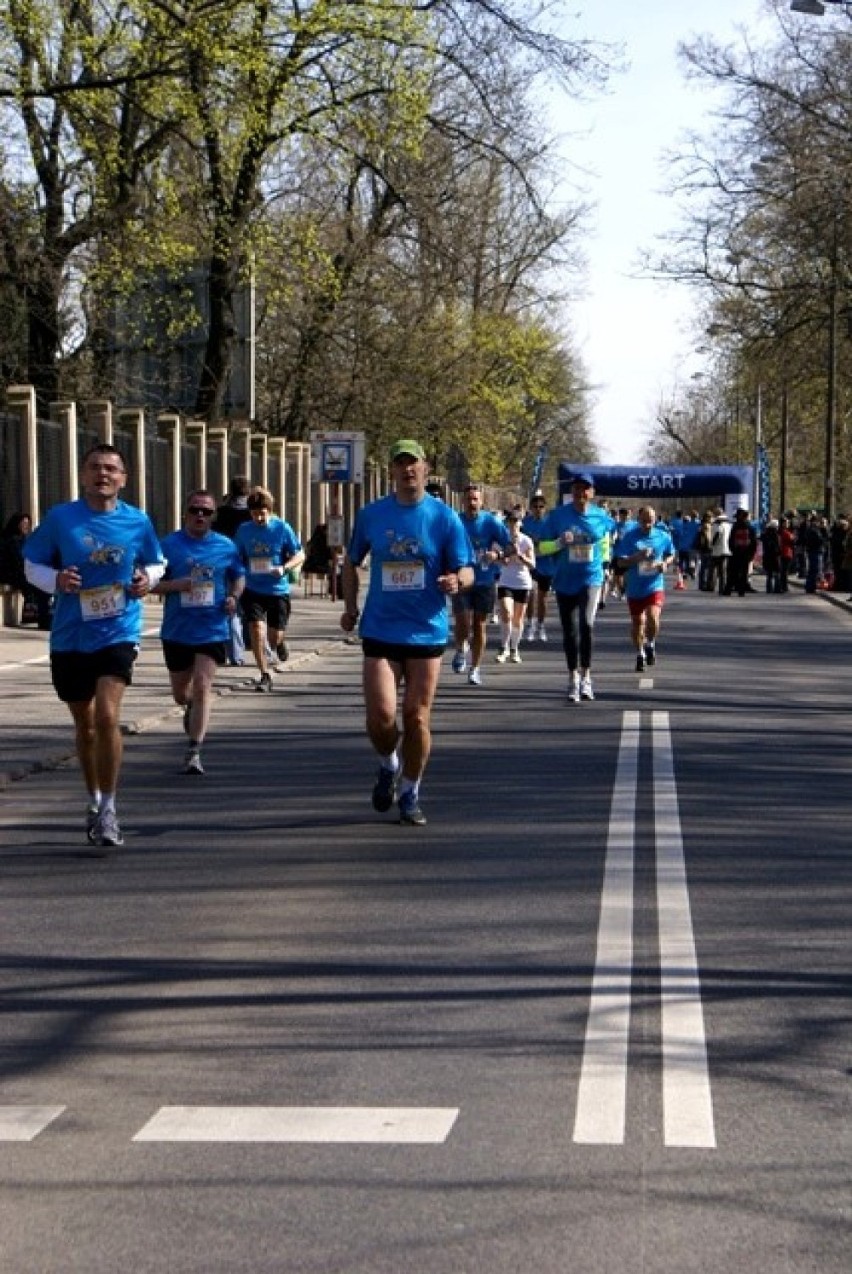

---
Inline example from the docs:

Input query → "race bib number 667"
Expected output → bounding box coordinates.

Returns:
[382,560,425,591]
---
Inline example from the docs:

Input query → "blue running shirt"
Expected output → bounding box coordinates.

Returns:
[234,517,302,595]
[618,525,675,599]
[158,529,245,645]
[24,498,164,653]
[348,494,473,645]
[460,511,511,585]
[538,504,616,593]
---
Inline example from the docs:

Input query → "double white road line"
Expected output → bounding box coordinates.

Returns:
[573,710,716,1149]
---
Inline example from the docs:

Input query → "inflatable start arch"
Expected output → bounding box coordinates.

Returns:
[558,464,754,514]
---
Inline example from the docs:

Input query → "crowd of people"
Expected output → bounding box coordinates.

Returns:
[16,437,851,843]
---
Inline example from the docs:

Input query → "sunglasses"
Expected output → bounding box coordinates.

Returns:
[188,507,215,517]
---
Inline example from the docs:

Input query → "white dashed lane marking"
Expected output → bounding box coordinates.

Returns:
[0,1106,66,1140]
[132,1106,460,1144]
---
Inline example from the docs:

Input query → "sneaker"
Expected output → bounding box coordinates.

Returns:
[255,672,274,693]
[580,674,595,701]
[451,649,468,674]
[182,702,192,734]
[635,653,647,673]
[538,626,548,642]
[94,809,124,848]
[468,667,482,686]
[644,643,656,666]
[568,676,581,703]
[85,804,99,844]
[523,622,535,642]
[183,747,204,776]
[276,640,289,662]
[509,649,522,663]
[496,647,509,663]
[398,790,427,826]
[372,765,397,813]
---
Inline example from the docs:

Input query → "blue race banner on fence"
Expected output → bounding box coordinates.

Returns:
[529,445,547,498]
[756,445,771,522]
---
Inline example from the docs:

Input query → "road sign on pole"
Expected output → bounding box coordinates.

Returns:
[310,432,365,484]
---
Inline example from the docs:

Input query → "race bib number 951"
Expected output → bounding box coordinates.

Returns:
[80,583,126,622]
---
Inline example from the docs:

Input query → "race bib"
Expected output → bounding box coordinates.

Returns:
[79,583,126,622]
[181,580,215,607]
[382,560,425,591]
[637,559,659,576]
[568,543,593,563]
[249,556,273,574]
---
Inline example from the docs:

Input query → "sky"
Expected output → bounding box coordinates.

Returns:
[550,0,779,465]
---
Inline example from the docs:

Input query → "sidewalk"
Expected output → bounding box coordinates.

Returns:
[0,589,348,789]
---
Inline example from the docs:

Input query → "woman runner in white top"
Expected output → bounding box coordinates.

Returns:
[495,510,536,663]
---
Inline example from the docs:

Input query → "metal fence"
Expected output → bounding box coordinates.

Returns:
[0,391,321,539]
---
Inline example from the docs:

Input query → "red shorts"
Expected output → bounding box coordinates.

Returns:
[628,591,665,618]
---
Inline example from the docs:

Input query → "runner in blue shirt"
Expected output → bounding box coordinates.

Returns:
[537,471,616,702]
[341,438,474,826]
[23,443,165,848]
[156,491,245,774]
[234,487,304,693]
[614,505,675,672]
[450,483,511,685]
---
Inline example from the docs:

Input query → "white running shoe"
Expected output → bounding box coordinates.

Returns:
[468,667,482,686]
[183,747,204,775]
[568,676,581,703]
[579,674,595,700]
[95,809,124,847]
[509,649,522,663]
[496,647,509,663]
[538,626,548,642]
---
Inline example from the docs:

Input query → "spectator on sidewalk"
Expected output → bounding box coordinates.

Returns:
[829,514,850,593]
[804,513,829,594]
[759,519,782,594]
[0,513,52,628]
[726,508,758,597]
[708,508,732,595]
[778,516,795,593]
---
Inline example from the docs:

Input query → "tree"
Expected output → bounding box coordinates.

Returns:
[645,4,852,510]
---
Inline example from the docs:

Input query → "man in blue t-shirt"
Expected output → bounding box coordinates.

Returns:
[615,505,675,672]
[234,487,304,693]
[537,471,616,702]
[23,443,165,849]
[156,490,245,775]
[450,483,511,686]
[341,439,473,826]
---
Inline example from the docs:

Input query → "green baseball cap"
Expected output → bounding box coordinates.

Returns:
[389,438,426,462]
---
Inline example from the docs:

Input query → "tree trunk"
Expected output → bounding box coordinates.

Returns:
[194,253,237,423]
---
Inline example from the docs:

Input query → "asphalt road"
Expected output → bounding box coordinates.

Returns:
[0,586,849,1273]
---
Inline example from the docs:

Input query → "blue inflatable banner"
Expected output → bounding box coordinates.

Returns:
[558,463,754,501]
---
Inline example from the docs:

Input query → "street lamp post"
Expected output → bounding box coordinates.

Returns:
[825,214,839,518]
